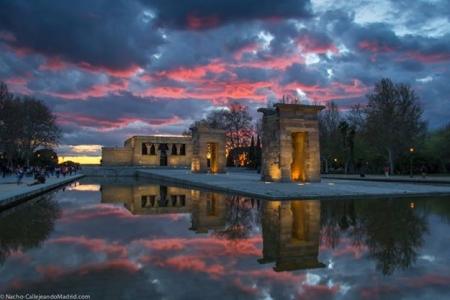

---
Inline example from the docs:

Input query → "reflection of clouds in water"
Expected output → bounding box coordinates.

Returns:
[2,182,450,299]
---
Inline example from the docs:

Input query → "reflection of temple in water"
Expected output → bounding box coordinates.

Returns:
[101,184,226,230]
[101,184,324,272]
[102,183,227,233]
[189,191,227,233]
[101,184,192,214]
[258,200,325,272]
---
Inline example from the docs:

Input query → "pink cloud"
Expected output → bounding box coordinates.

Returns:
[297,35,338,54]
[56,112,183,130]
[36,259,140,280]
[59,204,136,222]
[48,236,128,258]
[136,236,262,257]
[47,79,128,100]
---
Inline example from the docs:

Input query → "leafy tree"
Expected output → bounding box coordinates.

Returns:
[0,82,61,167]
[365,78,426,173]
[424,123,450,172]
[358,199,428,275]
[31,148,58,167]
[0,195,60,264]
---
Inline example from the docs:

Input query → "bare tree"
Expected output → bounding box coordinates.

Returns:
[319,101,342,173]
[365,78,426,173]
[194,101,253,150]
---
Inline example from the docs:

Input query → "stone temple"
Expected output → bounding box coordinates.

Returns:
[258,103,324,182]
[102,124,226,174]
[102,103,324,183]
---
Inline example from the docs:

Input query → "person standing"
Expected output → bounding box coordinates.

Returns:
[16,166,24,185]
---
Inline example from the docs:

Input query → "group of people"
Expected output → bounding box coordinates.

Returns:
[1,164,80,185]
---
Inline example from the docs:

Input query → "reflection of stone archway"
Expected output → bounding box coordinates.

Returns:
[258,200,325,272]
[190,190,226,233]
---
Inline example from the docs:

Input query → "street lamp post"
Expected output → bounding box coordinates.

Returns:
[409,147,415,178]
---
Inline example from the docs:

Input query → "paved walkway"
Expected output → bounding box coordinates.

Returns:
[321,174,450,184]
[138,169,450,200]
[0,174,84,210]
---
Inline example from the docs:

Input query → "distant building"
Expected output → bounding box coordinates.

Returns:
[101,125,227,173]
[102,135,192,167]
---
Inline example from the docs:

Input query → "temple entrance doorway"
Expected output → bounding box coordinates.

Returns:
[291,132,307,182]
[159,143,168,166]
[207,143,218,173]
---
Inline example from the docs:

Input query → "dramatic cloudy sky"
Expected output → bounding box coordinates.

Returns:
[1,0,449,162]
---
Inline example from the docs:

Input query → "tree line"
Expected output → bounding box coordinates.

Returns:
[0,82,60,167]
[194,78,449,175]
[320,78,449,175]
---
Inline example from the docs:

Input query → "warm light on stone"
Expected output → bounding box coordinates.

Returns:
[258,103,324,183]
[102,135,191,167]
[191,124,226,174]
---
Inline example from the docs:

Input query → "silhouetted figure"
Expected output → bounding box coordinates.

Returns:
[420,165,427,178]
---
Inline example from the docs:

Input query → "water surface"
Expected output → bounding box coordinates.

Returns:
[1,177,450,299]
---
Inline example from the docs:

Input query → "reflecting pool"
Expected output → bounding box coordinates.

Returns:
[1,178,450,299]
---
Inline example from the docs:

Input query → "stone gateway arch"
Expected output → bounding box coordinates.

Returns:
[258,103,324,182]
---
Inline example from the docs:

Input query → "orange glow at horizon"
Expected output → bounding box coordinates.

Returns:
[58,156,101,165]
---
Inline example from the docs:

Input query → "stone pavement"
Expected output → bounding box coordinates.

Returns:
[138,169,450,200]
[0,174,84,210]
[321,174,450,184]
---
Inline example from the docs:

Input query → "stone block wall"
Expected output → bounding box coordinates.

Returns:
[101,135,192,167]
[101,147,133,166]
[191,125,226,173]
[258,104,324,182]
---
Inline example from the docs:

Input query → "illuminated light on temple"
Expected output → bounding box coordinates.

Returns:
[258,103,324,183]
[191,124,226,174]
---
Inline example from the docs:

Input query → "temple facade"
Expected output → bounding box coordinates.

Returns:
[102,125,227,174]
[191,124,227,173]
[258,103,324,182]
[102,135,192,167]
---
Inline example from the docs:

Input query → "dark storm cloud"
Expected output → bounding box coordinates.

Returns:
[46,93,209,145]
[1,0,450,154]
[388,0,450,33]
[0,44,41,78]
[282,63,327,86]
[0,0,164,71]
[140,0,313,30]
